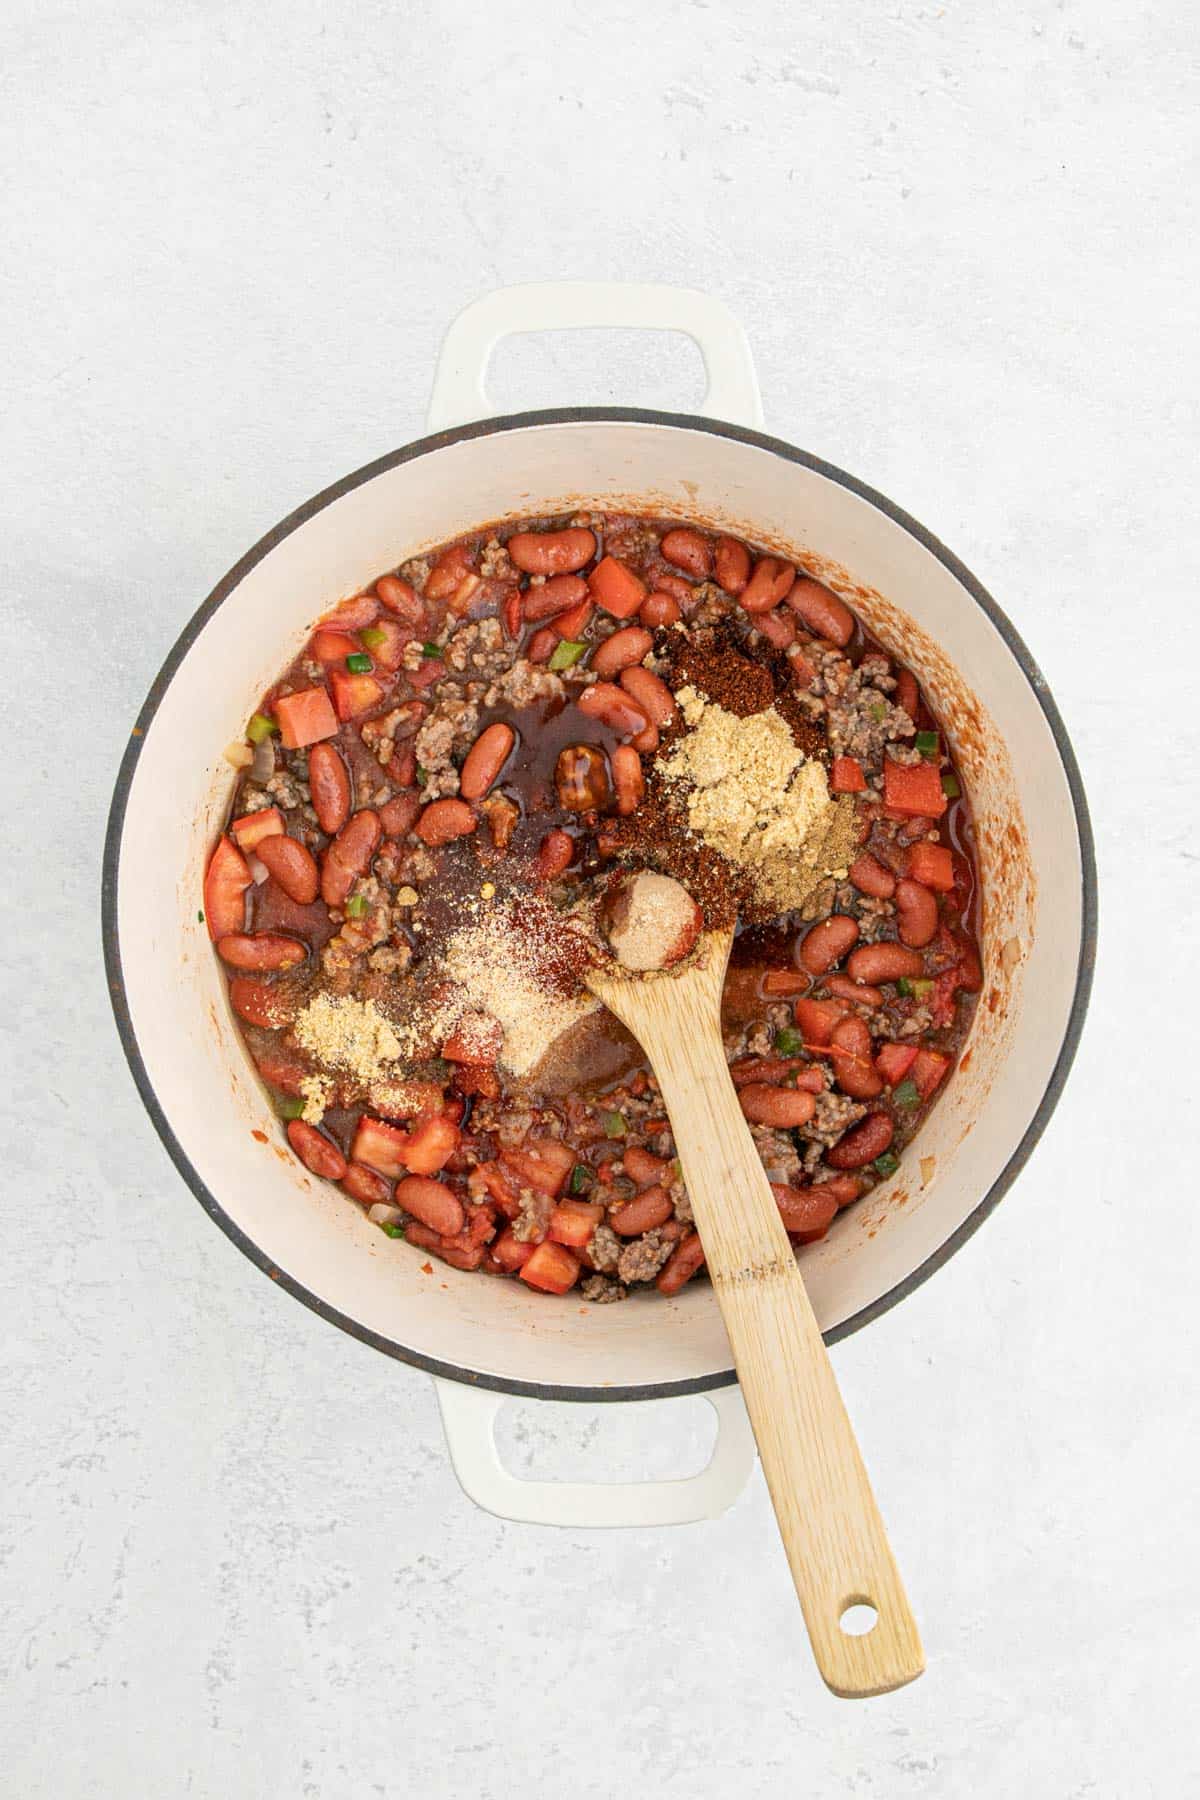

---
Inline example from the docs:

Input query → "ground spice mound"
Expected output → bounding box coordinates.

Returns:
[665,626,774,717]
[294,994,403,1085]
[656,686,858,914]
[439,894,599,1077]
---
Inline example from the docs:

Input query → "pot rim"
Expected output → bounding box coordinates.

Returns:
[102,407,1097,1402]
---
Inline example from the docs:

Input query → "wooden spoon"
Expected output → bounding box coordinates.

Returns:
[587,928,924,1698]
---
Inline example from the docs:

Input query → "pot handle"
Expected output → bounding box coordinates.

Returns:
[434,1377,757,1528]
[426,282,764,433]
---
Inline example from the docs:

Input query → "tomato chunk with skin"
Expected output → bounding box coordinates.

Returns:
[274,685,339,749]
[403,1115,461,1175]
[230,806,284,852]
[906,841,956,891]
[351,1116,410,1178]
[883,758,947,818]
[203,837,252,940]
[520,1240,581,1294]
[547,1200,604,1248]
[830,756,866,794]
[588,555,647,618]
[911,1048,951,1100]
[875,1042,919,1087]
[329,667,385,720]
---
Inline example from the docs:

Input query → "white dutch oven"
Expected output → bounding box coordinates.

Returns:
[104,284,1095,1528]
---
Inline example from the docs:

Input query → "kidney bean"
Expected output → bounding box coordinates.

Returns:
[826,1111,895,1171]
[824,973,884,1007]
[255,835,320,905]
[610,1186,674,1235]
[754,606,796,650]
[656,1230,706,1295]
[848,852,896,899]
[639,589,682,628]
[830,1016,884,1100]
[619,664,676,729]
[394,1175,465,1237]
[229,976,297,1030]
[713,535,751,595]
[285,1119,347,1180]
[492,1227,535,1271]
[380,792,422,836]
[771,1182,839,1240]
[799,913,860,975]
[405,1221,486,1271]
[592,626,653,677]
[342,1161,391,1206]
[556,744,611,811]
[522,573,589,622]
[460,723,515,801]
[577,681,650,736]
[424,544,476,602]
[846,941,924,985]
[896,876,939,948]
[536,829,574,880]
[320,808,382,904]
[321,594,379,631]
[307,742,351,835]
[740,556,797,614]
[506,528,596,576]
[895,668,919,719]
[815,1174,862,1209]
[739,1084,817,1128]
[793,996,848,1048]
[623,1146,670,1187]
[414,798,477,846]
[631,719,659,754]
[611,744,645,816]
[375,575,425,627]
[731,1058,824,1092]
[785,577,854,646]
[217,932,306,972]
[660,527,713,580]
[528,627,558,663]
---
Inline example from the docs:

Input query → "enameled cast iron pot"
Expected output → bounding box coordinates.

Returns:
[104,284,1096,1527]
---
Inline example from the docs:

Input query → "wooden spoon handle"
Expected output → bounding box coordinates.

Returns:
[651,1024,924,1697]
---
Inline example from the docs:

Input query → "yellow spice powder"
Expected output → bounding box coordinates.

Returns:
[657,685,857,911]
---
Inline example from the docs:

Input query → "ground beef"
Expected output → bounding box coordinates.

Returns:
[443,616,509,677]
[513,1188,554,1243]
[266,768,307,809]
[750,1125,804,1186]
[855,897,896,942]
[616,1230,673,1285]
[581,1274,628,1304]
[366,944,412,975]
[669,1173,693,1225]
[400,555,431,591]
[821,653,916,763]
[801,1090,868,1148]
[484,659,566,710]
[798,876,837,923]
[589,1223,622,1273]
[478,538,514,580]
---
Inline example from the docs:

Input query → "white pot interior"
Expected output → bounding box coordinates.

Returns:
[112,418,1084,1395]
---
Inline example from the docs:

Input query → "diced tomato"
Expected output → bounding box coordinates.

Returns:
[230,806,284,852]
[369,1079,445,1120]
[883,758,947,818]
[788,648,817,689]
[793,996,847,1049]
[274,685,339,749]
[441,1013,503,1065]
[203,837,252,940]
[351,1116,410,1178]
[408,656,444,690]
[830,756,866,794]
[310,629,362,664]
[519,1240,581,1294]
[911,1048,950,1100]
[491,1227,535,1271]
[329,667,384,720]
[905,841,955,891]
[470,1161,522,1220]
[553,599,593,638]
[762,968,807,996]
[547,1200,604,1248]
[403,1114,461,1175]
[875,1042,919,1087]
[500,1139,574,1197]
[588,555,647,618]
[367,618,411,670]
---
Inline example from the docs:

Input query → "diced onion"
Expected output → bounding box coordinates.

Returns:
[368,1203,404,1227]
[224,741,254,769]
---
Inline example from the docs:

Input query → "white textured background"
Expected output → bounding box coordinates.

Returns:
[3,1,1197,1794]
